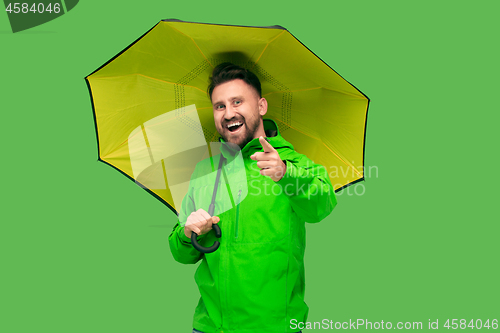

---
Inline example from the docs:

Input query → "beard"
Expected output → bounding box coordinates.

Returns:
[218,113,261,148]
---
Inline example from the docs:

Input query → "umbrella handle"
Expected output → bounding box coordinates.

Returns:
[191,224,222,253]
[191,156,225,254]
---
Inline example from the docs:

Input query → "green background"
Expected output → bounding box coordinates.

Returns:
[1,1,498,332]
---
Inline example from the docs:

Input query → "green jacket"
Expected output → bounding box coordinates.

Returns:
[169,119,336,333]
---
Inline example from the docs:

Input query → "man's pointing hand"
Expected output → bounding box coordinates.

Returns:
[250,136,287,182]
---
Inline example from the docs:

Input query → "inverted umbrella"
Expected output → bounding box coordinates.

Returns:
[85,18,369,218]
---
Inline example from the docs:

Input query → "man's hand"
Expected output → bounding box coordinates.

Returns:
[184,209,220,239]
[250,136,287,182]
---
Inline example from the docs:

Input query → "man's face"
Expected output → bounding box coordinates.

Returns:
[212,79,267,148]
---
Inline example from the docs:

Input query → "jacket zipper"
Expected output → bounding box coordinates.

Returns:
[235,189,242,238]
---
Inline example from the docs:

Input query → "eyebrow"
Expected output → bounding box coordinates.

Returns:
[212,96,245,106]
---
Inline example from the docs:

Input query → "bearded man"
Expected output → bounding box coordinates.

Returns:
[169,63,336,333]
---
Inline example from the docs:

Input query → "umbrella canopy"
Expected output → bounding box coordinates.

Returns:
[85,19,369,215]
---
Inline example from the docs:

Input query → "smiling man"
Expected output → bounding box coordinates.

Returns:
[169,63,336,333]
[211,68,268,149]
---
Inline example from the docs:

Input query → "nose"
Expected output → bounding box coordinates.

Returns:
[224,104,236,120]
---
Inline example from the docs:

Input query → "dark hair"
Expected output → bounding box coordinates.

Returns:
[208,63,262,100]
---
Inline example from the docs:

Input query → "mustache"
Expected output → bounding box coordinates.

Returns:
[222,117,245,127]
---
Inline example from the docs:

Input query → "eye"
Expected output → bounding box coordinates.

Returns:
[234,100,241,105]
[215,104,225,110]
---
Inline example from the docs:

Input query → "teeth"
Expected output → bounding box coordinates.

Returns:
[227,122,242,129]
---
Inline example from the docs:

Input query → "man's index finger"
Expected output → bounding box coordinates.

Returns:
[259,136,275,153]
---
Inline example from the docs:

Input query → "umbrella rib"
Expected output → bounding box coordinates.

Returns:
[113,104,201,150]
[110,106,220,158]
[275,121,363,178]
[251,30,287,69]
[323,144,363,179]
[94,73,207,94]
[263,86,365,99]
[262,87,322,97]
[320,86,366,99]
[141,124,155,165]
[168,25,214,68]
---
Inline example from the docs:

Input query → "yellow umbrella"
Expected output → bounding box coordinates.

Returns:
[85,19,370,215]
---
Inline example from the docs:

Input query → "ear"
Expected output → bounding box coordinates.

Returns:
[258,97,268,116]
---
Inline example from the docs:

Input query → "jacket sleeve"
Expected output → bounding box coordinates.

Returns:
[168,222,203,264]
[168,179,203,264]
[276,153,336,223]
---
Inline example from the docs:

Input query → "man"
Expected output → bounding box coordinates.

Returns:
[169,63,336,333]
